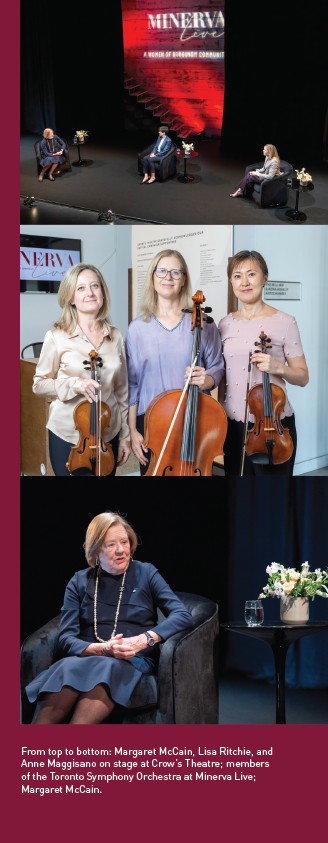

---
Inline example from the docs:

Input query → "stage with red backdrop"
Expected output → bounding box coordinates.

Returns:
[122,1,225,136]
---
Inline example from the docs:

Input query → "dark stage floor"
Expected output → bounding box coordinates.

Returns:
[219,673,328,725]
[21,134,328,225]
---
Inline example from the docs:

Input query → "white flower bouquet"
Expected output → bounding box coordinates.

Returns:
[182,142,194,152]
[75,130,89,142]
[259,562,328,604]
[295,167,312,183]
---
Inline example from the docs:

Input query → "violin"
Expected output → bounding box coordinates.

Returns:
[143,291,227,476]
[243,331,293,468]
[66,349,115,476]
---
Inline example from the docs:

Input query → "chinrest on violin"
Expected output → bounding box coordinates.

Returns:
[66,350,115,476]
[245,331,293,466]
[143,290,227,477]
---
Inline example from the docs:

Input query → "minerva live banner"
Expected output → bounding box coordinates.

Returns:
[122,1,225,135]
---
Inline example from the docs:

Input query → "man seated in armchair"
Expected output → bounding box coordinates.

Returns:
[141,127,172,184]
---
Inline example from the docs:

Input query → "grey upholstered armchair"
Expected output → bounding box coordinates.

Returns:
[138,140,177,182]
[21,592,219,725]
[245,159,293,208]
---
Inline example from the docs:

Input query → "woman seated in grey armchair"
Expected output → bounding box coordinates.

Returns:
[26,512,193,724]
[230,144,281,197]
[141,127,172,184]
[38,128,66,182]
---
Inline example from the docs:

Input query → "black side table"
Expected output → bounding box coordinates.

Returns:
[175,150,198,183]
[68,138,91,167]
[221,622,328,724]
[285,177,314,222]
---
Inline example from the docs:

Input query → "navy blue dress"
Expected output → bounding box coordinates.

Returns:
[40,135,66,167]
[26,561,193,708]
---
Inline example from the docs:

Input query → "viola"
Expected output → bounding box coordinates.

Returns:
[244,331,293,467]
[66,349,115,476]
[143,291,227,476]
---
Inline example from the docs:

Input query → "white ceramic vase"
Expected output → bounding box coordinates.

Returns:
[280,596,309,625]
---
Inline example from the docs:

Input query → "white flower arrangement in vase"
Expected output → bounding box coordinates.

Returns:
[75,130,89,143]
[295,167,312,184]
[182,142,194,155]
[259,562,328,624]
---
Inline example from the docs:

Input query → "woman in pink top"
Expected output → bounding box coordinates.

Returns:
[218,250,309,476]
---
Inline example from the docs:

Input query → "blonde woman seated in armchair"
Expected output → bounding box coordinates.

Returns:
[39,128,66,182]
[230,144,281,197]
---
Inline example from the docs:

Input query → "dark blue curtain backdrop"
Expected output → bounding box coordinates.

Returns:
[20,0,124,139]
[220,1,328,161]
[20,4,56,133]
[222,478,328,688]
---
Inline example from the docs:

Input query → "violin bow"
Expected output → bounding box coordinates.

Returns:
[240,349,253,477]
[152,355,199,477]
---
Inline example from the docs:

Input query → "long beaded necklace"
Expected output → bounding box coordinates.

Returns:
[93,562,128,643]
[46,137,55,154]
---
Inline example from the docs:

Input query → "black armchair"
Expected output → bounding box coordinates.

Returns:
[35,137,72,177]
[21,592,219,725]
[245,159,293,208]
[138,140,177,182]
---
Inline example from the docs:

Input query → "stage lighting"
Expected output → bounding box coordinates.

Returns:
[97,210,114,224]
[23,196,35,206]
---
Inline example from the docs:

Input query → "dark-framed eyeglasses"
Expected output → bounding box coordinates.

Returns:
[154,268,185,280]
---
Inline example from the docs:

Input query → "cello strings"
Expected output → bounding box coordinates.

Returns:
[153,356,198,476]
[95,366,99,476]
[98,375,101,477]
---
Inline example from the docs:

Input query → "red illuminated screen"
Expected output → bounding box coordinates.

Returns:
[122,1,225,135]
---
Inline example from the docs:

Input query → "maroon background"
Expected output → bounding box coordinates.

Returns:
[12,0,328,833]
[12,726,327,838]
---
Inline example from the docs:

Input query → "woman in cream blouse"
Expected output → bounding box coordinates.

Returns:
[33,263,130,476]
[218,250,309,476]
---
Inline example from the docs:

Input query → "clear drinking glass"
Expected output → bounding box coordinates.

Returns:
[245,600,264,627]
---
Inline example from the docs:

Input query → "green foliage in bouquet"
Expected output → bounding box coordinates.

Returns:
[259,562,328,603]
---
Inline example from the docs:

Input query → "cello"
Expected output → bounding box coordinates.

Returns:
[66,349,115,476]
[242,331,294,468]
[143,291,227,476]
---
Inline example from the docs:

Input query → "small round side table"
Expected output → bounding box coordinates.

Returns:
[221,622,328,724]
[175,149,198,183]
[285,178,314,222]
[68,138,90,167]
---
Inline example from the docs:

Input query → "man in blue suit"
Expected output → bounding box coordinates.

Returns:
[141,127,172,183]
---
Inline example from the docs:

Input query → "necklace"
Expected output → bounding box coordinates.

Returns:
[239,303,266,321]
[93,563,128,643]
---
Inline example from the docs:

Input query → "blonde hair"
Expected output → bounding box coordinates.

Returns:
[84,512,138,568]
[139,249,192,322]
[43,128,54,137]
[264,144,280,167]
[53,263,112,334]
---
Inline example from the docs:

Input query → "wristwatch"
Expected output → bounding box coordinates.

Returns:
[144,631,156,647]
